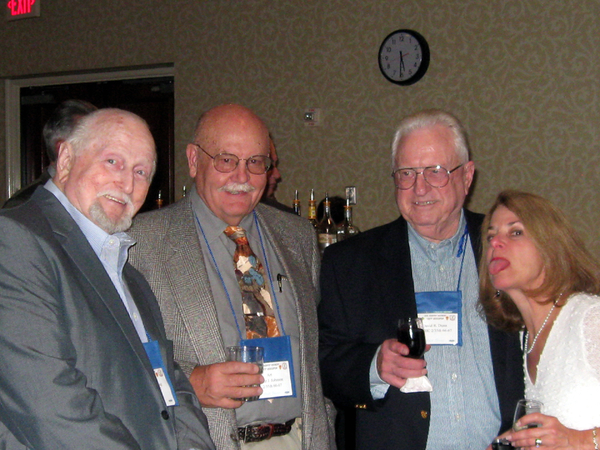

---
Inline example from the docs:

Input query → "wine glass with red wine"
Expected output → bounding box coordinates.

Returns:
[397,317,426,359]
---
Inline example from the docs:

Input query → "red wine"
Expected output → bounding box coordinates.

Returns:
[397,326,426,358]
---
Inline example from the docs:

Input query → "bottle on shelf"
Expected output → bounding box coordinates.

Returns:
[156,190,164,209]
[293,189,301,217]
[182,185,187,198]
[337,197,361,242]
[307,189,318,228]
[316,192,337,255]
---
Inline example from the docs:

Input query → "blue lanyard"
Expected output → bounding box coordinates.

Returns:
[194,210,287,340]
[455,223,469,291]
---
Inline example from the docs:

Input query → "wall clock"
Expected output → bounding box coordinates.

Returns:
[378,29,430,86]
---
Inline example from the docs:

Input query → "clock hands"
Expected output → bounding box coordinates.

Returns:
[398,51,411,77]
[399,51,406,75]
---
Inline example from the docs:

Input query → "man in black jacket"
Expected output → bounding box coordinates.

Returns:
[318,109,523,450]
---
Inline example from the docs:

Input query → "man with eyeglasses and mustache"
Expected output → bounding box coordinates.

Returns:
[0,109,215,450]
[318,109,523,450]
[129,104,335,450]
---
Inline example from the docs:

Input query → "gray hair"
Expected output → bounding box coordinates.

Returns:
[391,109,470,168]
[66,108,157,178]
[42,100,97,162]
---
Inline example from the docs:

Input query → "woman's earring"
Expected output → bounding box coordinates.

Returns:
[494,290,501,298]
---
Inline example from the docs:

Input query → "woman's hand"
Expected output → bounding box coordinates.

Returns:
[504,412,590,449]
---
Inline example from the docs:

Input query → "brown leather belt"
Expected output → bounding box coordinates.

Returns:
[237,418,295,443]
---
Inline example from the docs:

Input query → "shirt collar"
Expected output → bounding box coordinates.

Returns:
[407,210,467,257]
[190,188,256,243]
[43,180,136,260]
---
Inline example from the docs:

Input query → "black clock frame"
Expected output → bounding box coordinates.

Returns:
[378,29,430,86]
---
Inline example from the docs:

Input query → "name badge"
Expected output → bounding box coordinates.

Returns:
[415,290,463,346]
[143,339,179,406]
[240,335,296,399]
[418,312,459,345]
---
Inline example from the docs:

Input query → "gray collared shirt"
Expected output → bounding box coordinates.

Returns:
[44,181,148,343]
[190,189,302,426]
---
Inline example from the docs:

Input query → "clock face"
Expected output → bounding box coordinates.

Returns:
[378,29,430,85]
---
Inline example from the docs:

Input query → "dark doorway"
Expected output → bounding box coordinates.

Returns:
[19,76,174,212]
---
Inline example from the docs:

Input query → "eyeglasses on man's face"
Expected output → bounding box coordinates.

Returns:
[192,143,272,175]
[391,164,463,190]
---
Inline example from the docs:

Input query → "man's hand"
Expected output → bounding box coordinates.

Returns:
[189,362,264,409]
[377,338,428,388]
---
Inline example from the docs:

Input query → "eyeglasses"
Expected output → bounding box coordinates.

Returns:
[391,164,463,190]
[192,143,272,175]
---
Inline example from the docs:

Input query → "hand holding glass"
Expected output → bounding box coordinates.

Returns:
[226,346,264,402]
[513,399,543,431]
[397,317,426,359]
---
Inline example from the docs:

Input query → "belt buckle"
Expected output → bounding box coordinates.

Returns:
[264,423,275,440]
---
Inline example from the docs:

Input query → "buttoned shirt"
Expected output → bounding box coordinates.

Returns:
[370,211,500,449]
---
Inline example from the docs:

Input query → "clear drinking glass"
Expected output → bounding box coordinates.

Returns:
[226,345,264,401]
[513,399,543,431]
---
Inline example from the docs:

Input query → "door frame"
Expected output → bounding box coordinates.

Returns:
[4,64,174,198]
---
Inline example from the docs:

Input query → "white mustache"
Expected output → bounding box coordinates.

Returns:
[218,183,256,194]
[97,190,133,207]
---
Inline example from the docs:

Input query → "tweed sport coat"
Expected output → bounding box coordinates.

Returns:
[129,196,335,450]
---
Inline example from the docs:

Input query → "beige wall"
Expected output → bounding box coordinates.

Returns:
[2,1,599,253]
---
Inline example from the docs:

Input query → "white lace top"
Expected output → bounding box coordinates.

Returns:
[525,293,600,430]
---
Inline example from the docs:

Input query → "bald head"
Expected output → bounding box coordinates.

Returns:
[187,104,271,225]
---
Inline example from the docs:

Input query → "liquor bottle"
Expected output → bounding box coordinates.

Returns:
[156,190,164,209]
[337,197,361,241]
[307,189,318,228]
[182,185,187,198]
[316,192,337,255]
[293,189,301,217]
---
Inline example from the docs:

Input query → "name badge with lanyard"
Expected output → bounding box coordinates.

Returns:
[143,337,179,406]
[197,211,296,400]
[416,224,468,346]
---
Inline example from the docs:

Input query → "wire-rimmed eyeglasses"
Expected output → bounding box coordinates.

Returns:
[391,164,463,190]
[192,143,272,175]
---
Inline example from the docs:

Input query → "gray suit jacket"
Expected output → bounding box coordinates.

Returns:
[0,188,215,450]
[129,196,335,450]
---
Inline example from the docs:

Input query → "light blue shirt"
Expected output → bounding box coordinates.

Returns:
[370,212,501,449]
[44,181,148,343]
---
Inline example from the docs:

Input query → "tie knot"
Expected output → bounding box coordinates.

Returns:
[224,226,248,245]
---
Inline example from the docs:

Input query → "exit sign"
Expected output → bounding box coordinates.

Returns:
[6,0,40,21]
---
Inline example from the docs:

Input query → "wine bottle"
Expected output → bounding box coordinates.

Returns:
[293,189,301,216]
[338,198,360,241]
[316,192,337,255]
[156,190,164,209]
[307,189,318,228]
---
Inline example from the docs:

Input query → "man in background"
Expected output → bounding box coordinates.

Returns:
[129,103,334,450]
[0,108,214,450]
[3,99,97,209]
[260,137,295,214]
[318,109,523,450]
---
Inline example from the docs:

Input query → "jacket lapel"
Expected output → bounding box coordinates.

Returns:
[36,189,154,375]
[162,200,226,364]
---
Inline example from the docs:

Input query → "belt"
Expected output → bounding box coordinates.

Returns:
[237,418,295,443]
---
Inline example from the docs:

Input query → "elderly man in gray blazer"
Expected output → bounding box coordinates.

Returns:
[0,109,214,450]
[129,104,334,450]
